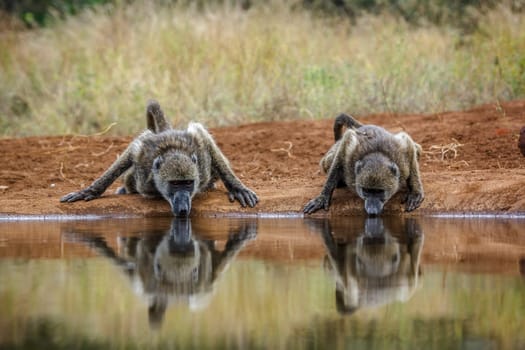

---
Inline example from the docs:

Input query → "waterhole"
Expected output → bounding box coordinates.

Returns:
[0,216,524,349]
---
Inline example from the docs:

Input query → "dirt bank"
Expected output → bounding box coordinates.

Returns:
[1,100,524,218]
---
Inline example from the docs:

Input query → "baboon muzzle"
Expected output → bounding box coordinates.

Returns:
[364,198,384,216]
[170,191,192,217]
[168,218,194,253]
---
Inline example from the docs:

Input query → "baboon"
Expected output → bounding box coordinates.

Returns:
[304,114,424,215]
[306,217,424,315]
[61,100,258,216]
[62,218,257,328]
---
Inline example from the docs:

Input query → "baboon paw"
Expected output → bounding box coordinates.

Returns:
[303,196,330,214]
[60,189,101,203]
[228,187,259,208]
[405,192,424,212]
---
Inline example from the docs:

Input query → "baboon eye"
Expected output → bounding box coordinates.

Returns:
[153,156,163,171]
[355,160,363,173]
[363,188,384,195]
[170,180,194,191]
[389,164,399,176]
[191,154,197,164]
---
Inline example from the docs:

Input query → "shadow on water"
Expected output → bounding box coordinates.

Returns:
[0,216,524,349]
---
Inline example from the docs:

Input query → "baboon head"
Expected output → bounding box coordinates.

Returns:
[356,235,401,278]
[153,151,200,217]
[153,219,201,284]
[354,152,400,215]
[147,219,212,328]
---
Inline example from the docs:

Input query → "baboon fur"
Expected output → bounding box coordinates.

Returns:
[61,100,258,216]
[304,114,424,215]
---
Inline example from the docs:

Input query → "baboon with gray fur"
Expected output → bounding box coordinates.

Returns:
[61,100,258,216]
[304,114,424,215]
[61,218,257,328]
[306,217,424,315]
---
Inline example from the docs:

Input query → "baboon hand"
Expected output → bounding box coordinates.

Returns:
[303,195,330,214]
[60,187,102,203]
[227,185,259,208]
[404,191,424,212]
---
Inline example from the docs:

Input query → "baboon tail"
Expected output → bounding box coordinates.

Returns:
[146,100,172,133]
[333,113,362,141]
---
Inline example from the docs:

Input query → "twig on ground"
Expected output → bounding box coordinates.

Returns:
[74,162,91,169]
[425,138,464,161]
[91,143,114,157]
[270,141,295,158]
[59,162,78,185]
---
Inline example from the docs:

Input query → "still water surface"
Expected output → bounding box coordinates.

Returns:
[0,216,524,349]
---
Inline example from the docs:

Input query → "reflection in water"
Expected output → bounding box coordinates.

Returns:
[62,219,257,328]
[1,217,525,349]
[307,217,424,315]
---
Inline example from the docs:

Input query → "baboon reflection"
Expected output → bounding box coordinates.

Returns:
[62,219,256,328]
[307,217,423,315]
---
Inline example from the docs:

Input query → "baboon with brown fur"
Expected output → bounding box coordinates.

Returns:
[61,100,258,216]
[304,114,424,215]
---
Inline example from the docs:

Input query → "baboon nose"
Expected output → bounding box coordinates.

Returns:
[171,192,192,217]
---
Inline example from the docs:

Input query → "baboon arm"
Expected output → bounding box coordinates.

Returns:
[397,133,425,212]
[408,234,424,276]
[211,222,257,281]
[304,132,356,214]
[303,164,341,214]
[60,146,134,203]
[319,222,341,263]
[62,229,133,270]
[188,123,259,208]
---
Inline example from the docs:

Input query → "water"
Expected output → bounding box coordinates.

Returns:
[0,216,524,349]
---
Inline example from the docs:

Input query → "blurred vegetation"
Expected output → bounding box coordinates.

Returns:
[3,0,524,31]
[0,0,110,27]
[0,0,524,136]
[1,260,524,349]
[303,0,524,32]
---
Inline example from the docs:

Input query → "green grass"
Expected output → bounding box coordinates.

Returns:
[0,1,524,136]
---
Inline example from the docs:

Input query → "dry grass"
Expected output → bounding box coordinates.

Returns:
[1,1,524,136]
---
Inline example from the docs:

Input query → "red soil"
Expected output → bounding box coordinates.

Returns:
[1,100,524,218]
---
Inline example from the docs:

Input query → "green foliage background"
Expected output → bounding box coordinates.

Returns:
[0,0,524,136]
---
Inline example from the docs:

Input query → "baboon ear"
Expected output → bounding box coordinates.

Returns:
[355,160,364,174]
[153,156,163,172]
[190,153,197,164]
[389,163,400,177]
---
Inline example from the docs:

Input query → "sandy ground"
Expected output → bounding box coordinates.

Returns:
[1,100,525,218]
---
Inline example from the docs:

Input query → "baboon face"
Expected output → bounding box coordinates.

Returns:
[153,152,200,217]
[354,153,400,215]
[152,219,200,286]
[153,228,200,285]
[356,236,401,277]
